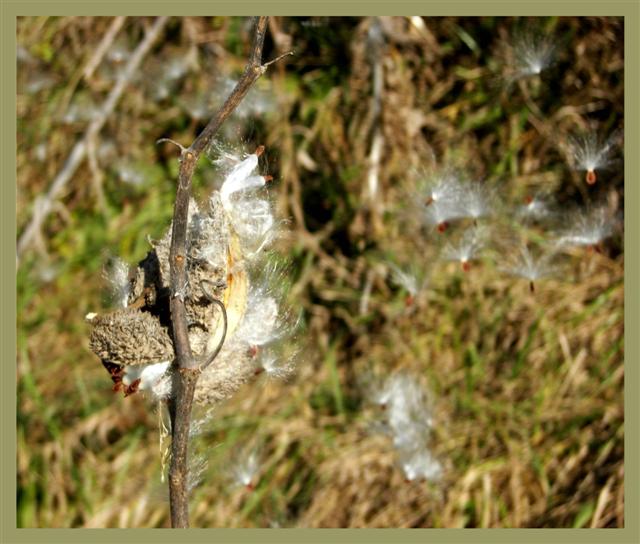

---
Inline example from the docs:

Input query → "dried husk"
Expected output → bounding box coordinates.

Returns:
[88,192,252,404]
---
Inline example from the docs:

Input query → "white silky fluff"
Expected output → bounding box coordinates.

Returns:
[219,153,263,212]
[122,361,171,397]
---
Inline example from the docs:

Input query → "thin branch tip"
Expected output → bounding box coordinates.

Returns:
[263,50,295,68]
[157,138,189,154]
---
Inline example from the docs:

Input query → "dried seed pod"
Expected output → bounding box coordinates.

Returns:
[187,194,248,358]
[86,148,285,406]
[88,308,174,366]
[192,204,253,406]
[193,347,254,405]
[87,192,250,403]
[213,231,248,351]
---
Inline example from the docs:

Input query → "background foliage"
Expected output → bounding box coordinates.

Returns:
[17,16,624,528]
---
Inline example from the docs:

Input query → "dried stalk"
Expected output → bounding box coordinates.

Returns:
[166,16,292,528]
[365,18,385,235]
[83,16,127,81]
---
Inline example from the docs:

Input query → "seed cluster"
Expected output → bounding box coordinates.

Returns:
[87,147,295,405]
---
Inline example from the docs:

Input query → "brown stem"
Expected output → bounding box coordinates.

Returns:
[168,368,199,528]
[167,16,287,528]
[189,16,269,157]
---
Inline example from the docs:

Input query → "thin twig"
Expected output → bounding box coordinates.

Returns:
[369,18,384,125]
[83,16,127,81]
[263,50,295,68]
[365,17,385,234]
[16,16,169,267]
[266,21,307,233]
[167,16,292,529]
[86,132,106,210]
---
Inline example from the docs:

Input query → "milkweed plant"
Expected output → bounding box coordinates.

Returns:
[86,144,298,456]
[87,145,295,401]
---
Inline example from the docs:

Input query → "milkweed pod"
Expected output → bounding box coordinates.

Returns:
[204,230,248,356]
[88,308,174,366]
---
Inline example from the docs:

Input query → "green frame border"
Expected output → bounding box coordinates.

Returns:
[3,2,638,543]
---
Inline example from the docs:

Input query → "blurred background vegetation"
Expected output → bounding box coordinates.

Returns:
[17,16,624,528]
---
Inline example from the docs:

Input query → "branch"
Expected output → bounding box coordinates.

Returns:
[83,16,127,81]
[365,17,384,223]
[16,16,169,267]
[189,17,269,156]
[167,15,291,529]
[168,16,272,375]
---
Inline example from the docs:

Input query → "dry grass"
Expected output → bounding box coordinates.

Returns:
[17,16,623,528]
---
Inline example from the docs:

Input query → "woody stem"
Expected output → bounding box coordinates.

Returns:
[167,16,273,528]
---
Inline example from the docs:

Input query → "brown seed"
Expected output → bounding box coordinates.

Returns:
[124,378,142,397]
[437,221,449,233]
[586,170,597,184]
